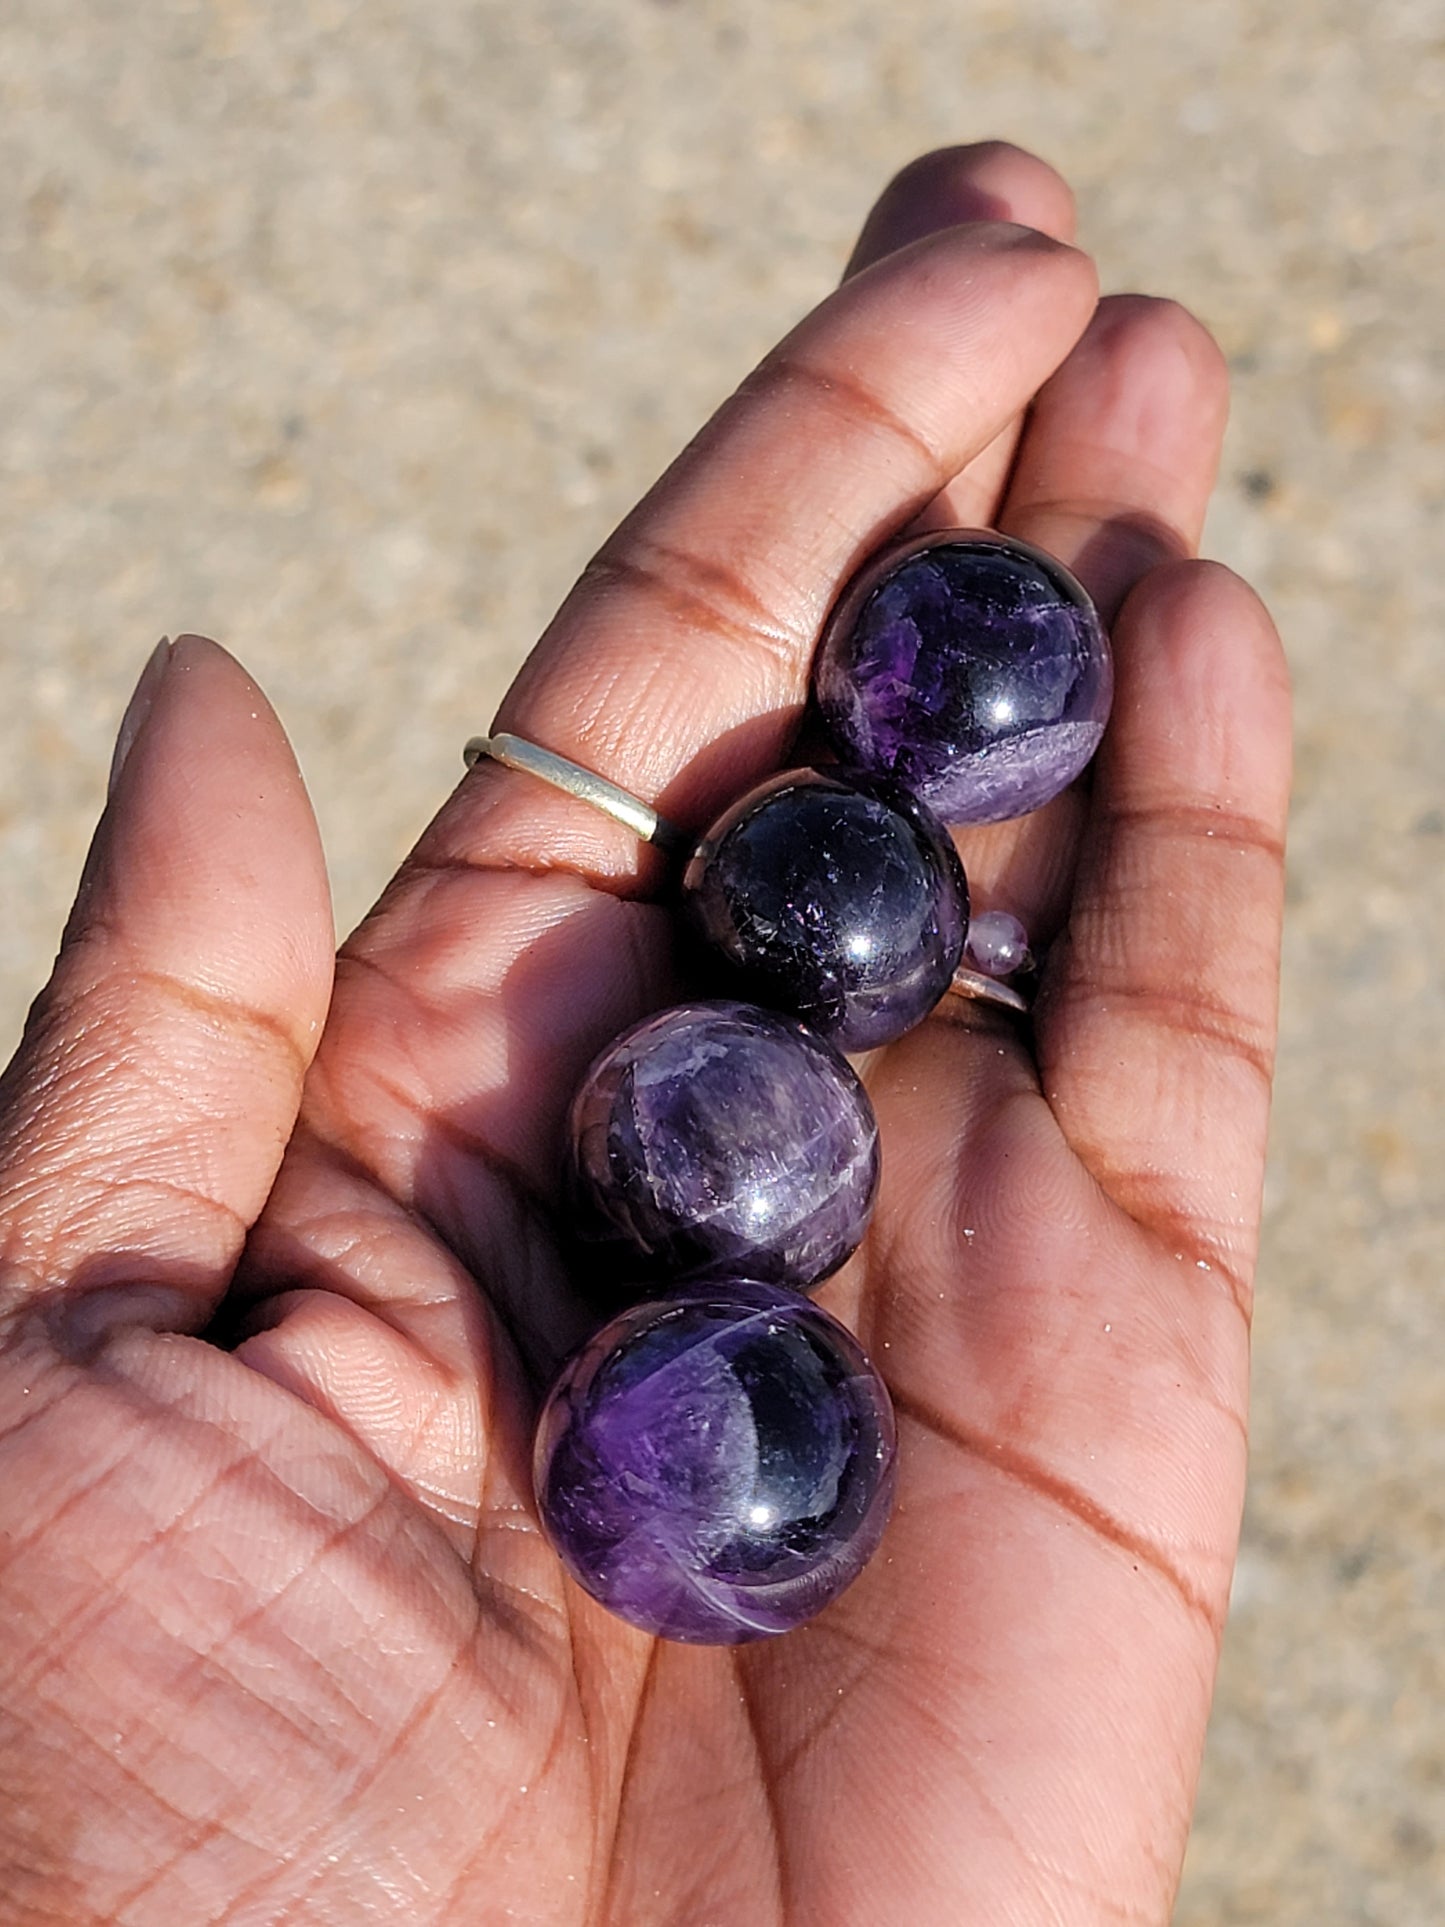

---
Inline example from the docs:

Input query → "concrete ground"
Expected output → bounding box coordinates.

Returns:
[0,1,1440,1917]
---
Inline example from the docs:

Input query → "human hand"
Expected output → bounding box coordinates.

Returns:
[0,143,1289,1925]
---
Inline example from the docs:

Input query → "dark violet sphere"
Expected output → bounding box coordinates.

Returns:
[813,529,1113,825]
[568,1001,879,1294]
[681,767,969,1051]
[534,1280,897,1642]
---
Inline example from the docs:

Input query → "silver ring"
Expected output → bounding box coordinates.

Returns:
[463,733,691,857]
[946,964,1033,1014]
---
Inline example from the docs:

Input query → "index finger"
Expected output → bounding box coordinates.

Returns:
[420,222,1100,893]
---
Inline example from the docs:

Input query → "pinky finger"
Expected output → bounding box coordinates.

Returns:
[1033,560,1292,1311]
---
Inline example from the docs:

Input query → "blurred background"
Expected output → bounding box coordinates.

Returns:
[0,0,1440,1917]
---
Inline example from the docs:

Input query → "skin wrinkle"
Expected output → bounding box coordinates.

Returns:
[765,1612,1187,1927]
[283,1332,465,1477]
[263,1117,438,1247]
[492,242,1101,787]
[1111,1199,1257,1322]
[745,346,953,495]
[742,1659,863,1795]
[771,1643,1073,1926]
[1051,978,1277,1091]
[27,1720,239,1905]
[278,1043,590,1360]
[603,1641,661,1924]
[53,1175,250,1234]
[240,1176,563,1613]
[0,1048,271,1187]
[25,1181,252,1322]
[112,1846,224,1927]
[14,1471,261,1699]
[123,968,314,1079]
[558,1641,616,1927]
[464,1558,572,1652]
[235,1283,499,1519]
[426,1109,558,1229]
[553,1621,605,1926]
[735,1660,791,1927]
[240,1203,469,1320]
[89,1333,311,1458]
[1092,800,1288,865]
[336,880,663,1038]
[878,1086,1248,1402]
[19,961,312,1091]
[404,820,675,921]
[331,940,478,1020]
[0,1044,295,1318]
[24,1672,254,1849]
[238,1284,498,1493]
[399,845,661,900]
[195,1658,474,1927]
[12,1437,303,1701]
[192,1580,512,1911]
[0,1413,137,1586]
[111,1486,407,1766]
[112,1640,372,1805]
[420,1840,514,1927]
[0,1323,113,1410]
[907,1714,1107,1918]
[889,1387,1222,1631]
[293,1071,588,1378]
[578,538,800,669]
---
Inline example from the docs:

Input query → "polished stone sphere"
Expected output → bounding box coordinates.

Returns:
[534,1280,897,1642]
[681,766,969,1051]
[568,1001,879,1293]
[813,529,1113,824]
[964,908,1032,978]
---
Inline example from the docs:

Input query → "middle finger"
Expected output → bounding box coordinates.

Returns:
[949,291,1231,939]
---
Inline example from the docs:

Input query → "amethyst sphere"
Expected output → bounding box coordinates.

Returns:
[682,767,969,1051]
[813,529,1113,825]
[568,1001,878,1293]
[534,1280,897,1642]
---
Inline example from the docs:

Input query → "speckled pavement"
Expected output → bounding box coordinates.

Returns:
[1,3,1441,1918]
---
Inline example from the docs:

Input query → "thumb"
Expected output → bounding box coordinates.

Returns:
[0,635,334,1346]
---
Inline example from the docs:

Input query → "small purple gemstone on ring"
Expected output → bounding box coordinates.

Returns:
[964,909,1032,979]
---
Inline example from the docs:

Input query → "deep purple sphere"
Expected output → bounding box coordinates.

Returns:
[568,1001,879,1294]
[681,767,969,1052]
[813,529,1113,825]
[534,1280,897,1642]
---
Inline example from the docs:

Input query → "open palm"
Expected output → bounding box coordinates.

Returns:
[0,145,1289,1926]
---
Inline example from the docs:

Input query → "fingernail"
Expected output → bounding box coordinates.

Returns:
[988,220,1066,250]
[108,638,173,798]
